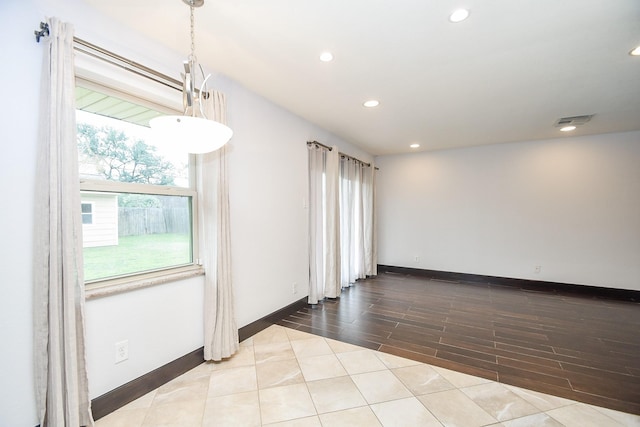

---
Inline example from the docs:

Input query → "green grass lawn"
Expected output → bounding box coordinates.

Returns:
[83,233,192,282]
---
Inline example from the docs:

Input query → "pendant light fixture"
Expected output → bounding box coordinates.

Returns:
[150,0,233,153]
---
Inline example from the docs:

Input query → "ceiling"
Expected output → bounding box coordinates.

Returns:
[81,0,640,156]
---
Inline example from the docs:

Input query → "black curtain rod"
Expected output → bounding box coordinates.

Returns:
[307,141,373,168]
[34,21,182,93]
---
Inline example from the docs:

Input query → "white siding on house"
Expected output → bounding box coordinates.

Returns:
[81,193,118,247]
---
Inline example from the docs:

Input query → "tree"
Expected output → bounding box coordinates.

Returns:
[77,123,176,186]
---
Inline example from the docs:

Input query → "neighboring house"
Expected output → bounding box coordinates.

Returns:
[81,192,118,247]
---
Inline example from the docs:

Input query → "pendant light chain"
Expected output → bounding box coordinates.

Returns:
[189,5,197,64]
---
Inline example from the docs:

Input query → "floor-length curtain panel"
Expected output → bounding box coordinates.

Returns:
[308,144,340,304]
[371,167,378,275]
[324,147,340,298]
[338,159,352,287]
[198,91,239,361]
[339,159,366,287]
[308,146,324,303]
[363,165,377,276]
[33,17,94,427]
[354,164,366,278]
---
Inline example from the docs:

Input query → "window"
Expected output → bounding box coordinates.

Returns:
[81,202,93,224]
[76,82,198,284]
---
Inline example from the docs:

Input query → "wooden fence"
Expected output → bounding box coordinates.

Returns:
[118,207,190,236]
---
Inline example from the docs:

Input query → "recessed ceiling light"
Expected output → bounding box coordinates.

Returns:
[630,46,640,56]
[319,51,334,62]
[449,9,470,23]
[410,143,420,149]
[560,126,576,132]
[363,100,380,108]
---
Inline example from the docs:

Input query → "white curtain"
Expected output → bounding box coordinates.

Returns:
[198,92,239,361]
[363,166,377,276]
[33,18,94,427]
[339,158,367,287]
[308,144,340,304]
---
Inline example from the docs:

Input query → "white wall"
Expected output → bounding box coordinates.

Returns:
[85,277,204,397]
[376,131,640,291]
[0,2,42,426]
[224,83,372,326]
[0,0,371,425]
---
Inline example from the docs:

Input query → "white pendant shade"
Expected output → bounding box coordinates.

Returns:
[150,1,233,154]
[150,115,233,154]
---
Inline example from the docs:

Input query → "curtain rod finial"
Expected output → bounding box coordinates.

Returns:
[34,22,49,43]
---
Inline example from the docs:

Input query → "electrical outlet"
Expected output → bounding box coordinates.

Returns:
[414,256,420,263]
[534,265,542,274]
[115,340,128,364]
[292,282,298,294]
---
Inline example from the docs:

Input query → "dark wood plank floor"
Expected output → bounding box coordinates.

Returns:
[276,272,640,415]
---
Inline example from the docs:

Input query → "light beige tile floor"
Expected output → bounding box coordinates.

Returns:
[96,325,640,427]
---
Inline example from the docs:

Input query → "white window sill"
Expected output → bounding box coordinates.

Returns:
[85,265,205,300]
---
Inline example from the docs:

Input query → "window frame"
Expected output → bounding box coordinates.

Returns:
[76,80,202,291]
[81,202,94,225]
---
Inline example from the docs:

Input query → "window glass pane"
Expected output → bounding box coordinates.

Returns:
[81,203,92,214]
[76,103,189,188]
[81,191,193,282]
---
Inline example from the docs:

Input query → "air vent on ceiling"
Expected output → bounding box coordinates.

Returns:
[554,115,594,127]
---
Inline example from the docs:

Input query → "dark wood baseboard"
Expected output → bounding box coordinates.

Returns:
[378,264,640,302]
[238,296,308,342]
[91,296,308,420]
[91,347,203,420]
